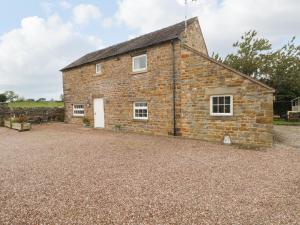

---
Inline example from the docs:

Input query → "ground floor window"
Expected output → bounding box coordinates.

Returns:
[133,102,148,119]
[210,95,233,116]
[73,104,85,117]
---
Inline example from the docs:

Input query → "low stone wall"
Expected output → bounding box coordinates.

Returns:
[288,111,300,121]
[0,104,64,125]
[0,103,10,126]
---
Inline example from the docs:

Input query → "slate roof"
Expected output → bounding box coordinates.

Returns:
[61,17,198,71]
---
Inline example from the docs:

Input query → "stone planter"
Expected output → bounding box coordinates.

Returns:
[11,122,31,131]
[4,119,11,128]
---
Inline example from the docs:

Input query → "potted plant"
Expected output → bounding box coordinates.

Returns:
[11,115,31,131]
[83,117,91,127]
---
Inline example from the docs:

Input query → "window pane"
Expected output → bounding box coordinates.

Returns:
[96,64,101,73]
[219,96,224,104]
[134,55,146,70]
[219,105,224,113]
[213,97,218,104]
[213,105,218,113]
[225,96,230,104]
[225,105,231,113]
[134,101,148,118]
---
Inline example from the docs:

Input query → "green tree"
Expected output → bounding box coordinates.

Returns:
[224,30,272,79]
[0,94,7,102]
[4,91,19,102]
[212,30,300,101]
[265,37,300,101]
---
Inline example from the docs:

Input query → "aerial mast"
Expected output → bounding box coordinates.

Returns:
[185,0,197,34]
[185,0,188,33]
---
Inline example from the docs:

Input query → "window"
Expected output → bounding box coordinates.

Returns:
[210,95,233,116]
[73,104,85,117]
[133,102,148,120]
[132,54,147,72]
[96,63,102,74]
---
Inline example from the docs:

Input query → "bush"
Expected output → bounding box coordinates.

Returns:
[0,94,7,103]
[11,115,28,123]
[83,117,90,126]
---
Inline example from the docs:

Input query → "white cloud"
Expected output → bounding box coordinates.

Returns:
[101,17,114,28]
[116,0,300,56]
[72,4,101,25]
[60,0,72,10]
[116,0,183,33]
[0,14,103,99]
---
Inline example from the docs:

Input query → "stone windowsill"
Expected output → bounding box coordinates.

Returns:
[72,115,85,118]
[131,70,148,75]
[208,116,237,121]
[132,119,148,122]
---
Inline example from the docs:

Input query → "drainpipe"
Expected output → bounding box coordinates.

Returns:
[171,40,177,136]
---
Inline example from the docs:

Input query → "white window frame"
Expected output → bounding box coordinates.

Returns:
[133,102,148,120]
[73,104,85,117]
[132,54,147,72]
[210,95,233,116]
[96,63,102,74]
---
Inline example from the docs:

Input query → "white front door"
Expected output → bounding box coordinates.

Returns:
[94,98,105,128]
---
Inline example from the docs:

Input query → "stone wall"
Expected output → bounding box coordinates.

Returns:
[178,46,274,147]
[181,19,208,55]
[0,105,64,125]
[288,111,300,121]
[0,103,10,126]
[63,41,181,135]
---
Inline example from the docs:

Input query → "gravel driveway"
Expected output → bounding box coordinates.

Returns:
[274,125,300,148]
[0,124,299,224]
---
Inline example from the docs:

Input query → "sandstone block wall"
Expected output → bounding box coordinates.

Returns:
[63,41,181,135]
[178,46,274,147]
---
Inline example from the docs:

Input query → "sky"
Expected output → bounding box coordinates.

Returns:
[0,0,299,99]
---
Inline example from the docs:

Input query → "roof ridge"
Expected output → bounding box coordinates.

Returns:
[81,17,197,58]
[61,17,198,71]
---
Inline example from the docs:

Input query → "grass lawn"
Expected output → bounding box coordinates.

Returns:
[8,101,64,108]
[273,119,300,126]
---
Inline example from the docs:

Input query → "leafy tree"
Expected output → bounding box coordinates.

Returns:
[37,98,46,102]
[4,91,18,102]
[0,94,7,103]
[213,30,300,102]
[223,30,272,79]
[263,38,300,101]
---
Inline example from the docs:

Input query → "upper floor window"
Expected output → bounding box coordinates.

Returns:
[210,95,233,116]
[133,102,148,120]
[73,104,85,117]
[96,63,102,74]
[132,54,147,72]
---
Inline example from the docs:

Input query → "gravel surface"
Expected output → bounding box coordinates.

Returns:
[0,123,299,224]
[274,125,300,149]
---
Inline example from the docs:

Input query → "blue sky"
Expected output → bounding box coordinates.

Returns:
[0,0,299,99]
[0,0,131,48]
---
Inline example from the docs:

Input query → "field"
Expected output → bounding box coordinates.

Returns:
[8,101,64,108]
